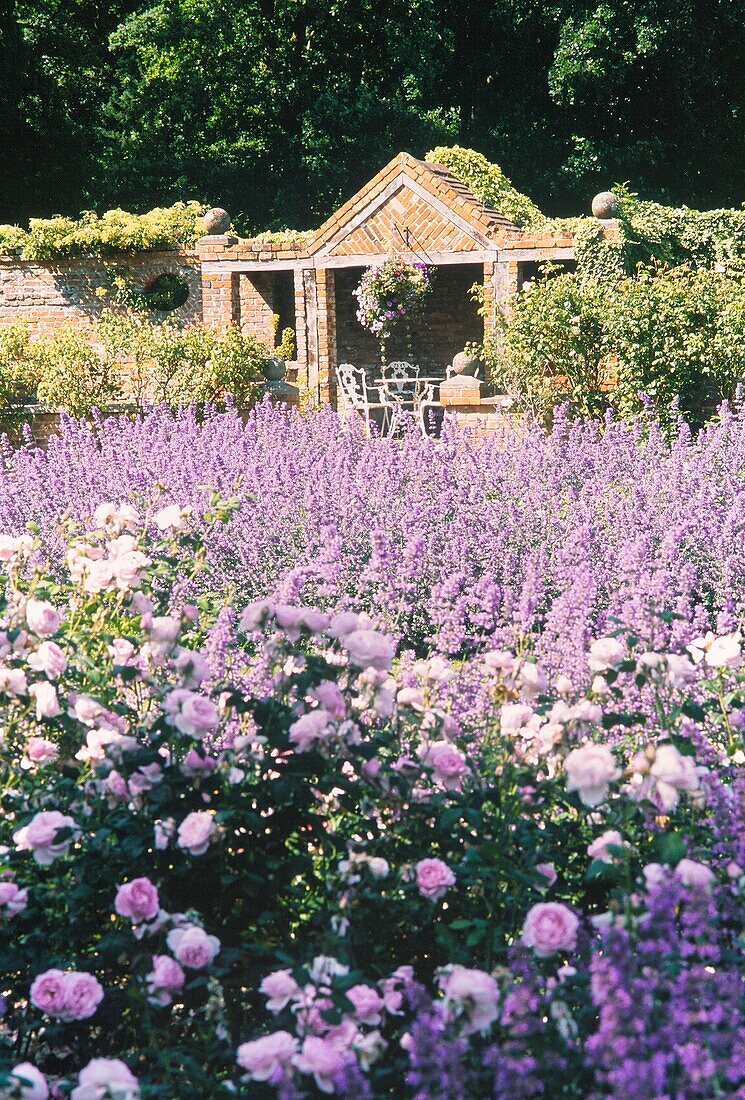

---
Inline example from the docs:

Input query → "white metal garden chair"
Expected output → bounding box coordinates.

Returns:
[380,361,420,410]
[335,363,401,438]
[415,383,440,438]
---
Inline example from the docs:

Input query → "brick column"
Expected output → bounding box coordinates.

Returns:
[294,269,309,393]
[315,268,337,406]
[201,270,239,331]
[491,260,520,321]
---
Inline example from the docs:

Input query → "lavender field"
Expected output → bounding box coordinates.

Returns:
[0,404,743,1099]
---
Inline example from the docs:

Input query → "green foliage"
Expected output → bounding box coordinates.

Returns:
[0,203,208,261]
[275,326,297,363]
[425,146,545,228]
[0,323,36,413]
[616,188,745,273]
[481,266,745,426]
[33,330,120,417]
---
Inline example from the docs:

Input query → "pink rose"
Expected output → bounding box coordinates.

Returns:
[176,811,216,856]
[163,688,220,739]
[0,881,28,917]
[149,616,181,655]
[273,604,305,639]
[181,748,218,777]
[293,1035,348,1094]
[103,770,129,803]
[166,925,220,969]
[0,666,27,696]
[93,502,140,532]
[415,858,456,901]
[289,709,334,752]
[564,743,621,807]
[238,600,275,632]
[587,637,626,672]
[300,609,330,633]
[22,737,59,768]
[419,741,469,791]
[145,955,185,1006]
[345,983,385,1025]
[310,680,347,719]
[260,969,302,1012]
[154,504,191,531]
[535,863,557,891]
[442,966,499,1034]
[343,628,395,671]
[30,969,67,1016]
[25,599,61,638]
[587,830,627,864]
[172,648,210,687]
[325,611,361,639]
[236,1031,299,1081]
[649,743,700,811]
[521,902,579,957]
[675,858,715,889]
[13,810,79,865]
[6,1063,49,1100]
[115,878,160,924]
[62,972,104,1021]
[27,641,67,679]
[71,1058,139,1100]
[28,682,61,719]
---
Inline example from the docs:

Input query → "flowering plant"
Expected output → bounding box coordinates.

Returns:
[0,483,742,1097]
[353,259,431,356]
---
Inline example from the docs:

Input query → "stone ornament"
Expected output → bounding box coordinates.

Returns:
[451,350,480,377]
[203,207,232,234]
[591,191,620,219]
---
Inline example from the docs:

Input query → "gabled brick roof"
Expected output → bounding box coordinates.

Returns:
[308,152,519,256]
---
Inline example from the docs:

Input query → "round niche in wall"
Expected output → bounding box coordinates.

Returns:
[142,272,190,312]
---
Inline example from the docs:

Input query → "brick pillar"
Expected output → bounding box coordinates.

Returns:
[201,271,239,331]
[238,273,276,347]
[315,268,337,406]
[294,268,309,393]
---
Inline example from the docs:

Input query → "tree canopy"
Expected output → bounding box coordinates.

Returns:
[5,0,745,231]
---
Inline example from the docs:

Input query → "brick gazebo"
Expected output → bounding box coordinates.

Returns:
[197,152,604,407]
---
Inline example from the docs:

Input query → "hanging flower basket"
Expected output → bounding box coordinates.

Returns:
[353,259,432,343]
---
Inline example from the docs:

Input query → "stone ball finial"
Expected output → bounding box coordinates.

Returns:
[451,350,480,377]
[591,191,620,219]
[262,356,287,382]
[203,207,231,234]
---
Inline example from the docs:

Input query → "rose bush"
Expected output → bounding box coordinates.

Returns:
[0,495,741,1097]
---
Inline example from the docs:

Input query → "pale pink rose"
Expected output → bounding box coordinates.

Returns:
[415,858,456,901]
[564,743,621,807]
[154,504,191,531]
[310,680,347,719]
[238,600,275,632]
[0,666,27,696]
[6,1062,49,1099]
[535,863,557,891]
[13,810,79,866]
[705,632,741,668]
[521,902,579,957]
[588,637,626,672]
[236,1031,299,1081]
[649,743,700,811]
[419,741,468,791]
[163,688,220,739]
[0,881,28,917]
[172,648,209,687]
[176,811,216,856]
[127,763,163,798]
[260,969,302,1012]
[25,599,61,638]
[367,856,389,879]
[166,925,220,969]
[27,640,67,679]
[30,970,67,1016]
[22,736,59,768]
[344,628,395,671]
[75,728,138,765]
[675,858,715,889]
[293,1035,348,1095]
[82,558,116,593]
[300,609,330,633]
[28,681,61,720]
[103,770,129,803]
[587,830,627,864]
[149,616,181,654]
[642,862,667,890]
[71,1057,139,1100]
[71,695,105,726]
[109,637,137,666]
[289,709,334,752]
[516,661,548,697]
[154,818,176,850]
[145,954,185,1007]
[0,534,32,562]
[115,878,160,924]
[93,502,140,533]
[112,549,151,591]
[500,703,538,735]
[181,748,217,777]
[325,611,361,639]
[273,604,305,639]
[61,972,104,1021]
[345,983,385,1025]
[442,966,499,1034]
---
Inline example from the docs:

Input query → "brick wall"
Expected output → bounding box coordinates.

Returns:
[334,263,485,378]
[0,252,201,337]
